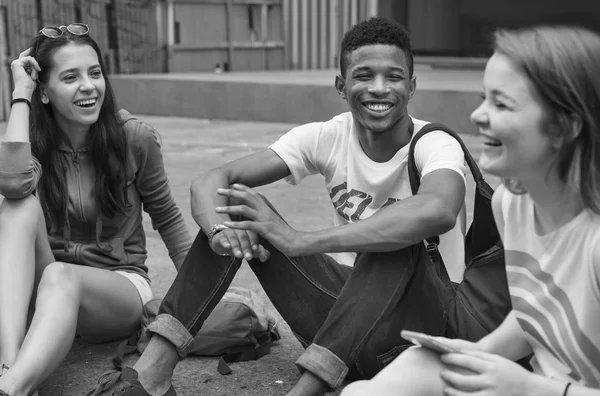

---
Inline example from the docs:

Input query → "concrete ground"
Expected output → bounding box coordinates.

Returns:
[0,115,497,396]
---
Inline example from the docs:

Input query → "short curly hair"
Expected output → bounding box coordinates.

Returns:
[339,17,413,78]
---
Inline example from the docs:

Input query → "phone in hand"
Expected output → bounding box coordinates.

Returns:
[401,330,459,354]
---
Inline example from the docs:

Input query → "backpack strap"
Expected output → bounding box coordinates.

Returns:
[407,123,483,194]
[407,123,484,280]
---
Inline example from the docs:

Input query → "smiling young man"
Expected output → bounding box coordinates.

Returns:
[89,17,467,396]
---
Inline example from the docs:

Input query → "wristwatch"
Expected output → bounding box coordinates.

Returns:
[207,223,229,246]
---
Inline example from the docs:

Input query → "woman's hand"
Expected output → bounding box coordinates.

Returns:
[434,337,484,353]
[440,350,536,396]
[10,48,41,98]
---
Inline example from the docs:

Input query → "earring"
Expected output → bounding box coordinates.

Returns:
[41,96,49,104]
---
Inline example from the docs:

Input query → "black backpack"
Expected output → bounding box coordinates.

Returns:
[407,123,512,341]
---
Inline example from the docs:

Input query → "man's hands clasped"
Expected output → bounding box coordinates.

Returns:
[213,184,302,259]
[209,227,271,262]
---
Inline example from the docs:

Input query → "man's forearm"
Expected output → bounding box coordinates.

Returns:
[190,171,232,233]
[295,193,457,255]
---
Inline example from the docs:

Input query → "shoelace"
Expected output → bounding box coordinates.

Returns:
[86,368,129,396]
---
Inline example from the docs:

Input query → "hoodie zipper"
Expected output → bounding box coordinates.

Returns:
[71,151,87,225]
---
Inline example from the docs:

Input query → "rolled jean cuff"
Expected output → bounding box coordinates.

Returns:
[295,343,349,389]
[146,313,194,360]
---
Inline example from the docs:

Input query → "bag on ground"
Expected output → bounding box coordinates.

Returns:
[114,286,280,375]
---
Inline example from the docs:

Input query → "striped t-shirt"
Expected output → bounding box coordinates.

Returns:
[499,185,600,387]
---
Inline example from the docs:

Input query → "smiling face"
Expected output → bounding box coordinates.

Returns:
[470,52,560,183]
[40,42,105,133]
[336,44,416,136]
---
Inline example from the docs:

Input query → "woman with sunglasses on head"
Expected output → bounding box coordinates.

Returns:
[0,24,191,396]
[341,25,600,396]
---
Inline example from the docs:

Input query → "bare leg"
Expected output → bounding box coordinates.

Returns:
[340,347,446,396]
[0,196,54,369]
[0,263,143,396]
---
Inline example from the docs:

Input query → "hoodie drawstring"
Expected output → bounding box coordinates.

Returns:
[63,208,71,253]
[95,216,113,252]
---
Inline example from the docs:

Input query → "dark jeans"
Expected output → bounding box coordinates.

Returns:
[147,216,448,388]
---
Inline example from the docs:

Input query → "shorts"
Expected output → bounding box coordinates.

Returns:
[115,270,153,306]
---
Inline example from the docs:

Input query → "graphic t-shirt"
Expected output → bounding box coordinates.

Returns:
[498,184,600,386]
[269,112,467,282]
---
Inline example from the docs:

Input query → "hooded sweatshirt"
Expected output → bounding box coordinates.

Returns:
[0,109,192,281]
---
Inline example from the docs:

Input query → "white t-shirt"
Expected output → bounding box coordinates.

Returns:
[269,112,467,282]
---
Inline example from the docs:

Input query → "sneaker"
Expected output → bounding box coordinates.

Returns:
[86,366,176,396]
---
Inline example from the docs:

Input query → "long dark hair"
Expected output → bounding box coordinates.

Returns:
[30,31,130,229]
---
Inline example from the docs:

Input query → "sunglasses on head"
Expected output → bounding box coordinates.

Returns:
[38,23,89,38]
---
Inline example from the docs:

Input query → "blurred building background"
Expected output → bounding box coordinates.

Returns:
[2,0,599,74]
[382,0,599,58]
[0,0,598,120]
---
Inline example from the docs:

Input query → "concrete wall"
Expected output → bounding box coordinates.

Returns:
[111,74,480,134]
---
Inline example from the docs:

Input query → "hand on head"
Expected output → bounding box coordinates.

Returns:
[11,48,41,97]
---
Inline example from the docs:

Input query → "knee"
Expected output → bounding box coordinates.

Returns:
[365,347,445,395]
[383,346,442,374]
[340,381,370,396]
[395,345,440,364]
[0,195,44,230]
[37,262,79,299]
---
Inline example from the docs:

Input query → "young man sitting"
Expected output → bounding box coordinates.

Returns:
[89,16,467,396]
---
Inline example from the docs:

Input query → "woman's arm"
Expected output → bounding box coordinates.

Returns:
[0,49,42,199]
[528,379,600,396]
[439,310,533,361]
[442,351,599,396]
[477,310,533,359]
[129,117,192,271]
[5,48,39,142]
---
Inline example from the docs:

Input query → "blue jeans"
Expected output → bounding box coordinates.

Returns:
[147,212,448,389]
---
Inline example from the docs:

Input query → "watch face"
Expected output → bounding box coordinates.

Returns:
[212,224,228,233]
[208,224,229,243]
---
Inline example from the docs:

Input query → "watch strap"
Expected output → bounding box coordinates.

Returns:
[208,223,229,246]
